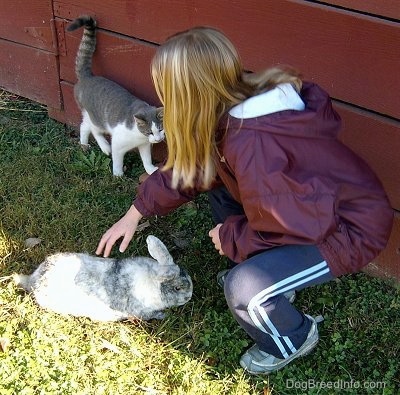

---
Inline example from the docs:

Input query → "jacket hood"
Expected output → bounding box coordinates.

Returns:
[229,82,306,118]
[225,82,341,139]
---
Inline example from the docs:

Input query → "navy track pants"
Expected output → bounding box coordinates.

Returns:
[208,186,334,358]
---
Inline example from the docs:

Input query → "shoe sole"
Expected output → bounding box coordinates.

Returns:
[241,337,319,374]
[241,318,319,374]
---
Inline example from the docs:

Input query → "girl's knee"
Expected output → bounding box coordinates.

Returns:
[224,263,273,307]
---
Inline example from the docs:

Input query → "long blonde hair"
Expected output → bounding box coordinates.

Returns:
[151,27,302,189]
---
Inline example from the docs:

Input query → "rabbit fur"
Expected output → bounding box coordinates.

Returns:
[14,235,193,322]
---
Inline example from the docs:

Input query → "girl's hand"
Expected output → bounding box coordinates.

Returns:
[96,205,143,257]
[208,223,224,255]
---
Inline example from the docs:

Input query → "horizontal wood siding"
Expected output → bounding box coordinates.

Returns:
[364,214,400,281]
[54,0,400,119]
[0,0,56,52]
[47,81,77,125]
[0,39,61,108]
[335,104,400,210]
[0,0,60,108]
[324,0,400,20]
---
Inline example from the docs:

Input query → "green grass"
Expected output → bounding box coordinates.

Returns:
[0,90,399,394]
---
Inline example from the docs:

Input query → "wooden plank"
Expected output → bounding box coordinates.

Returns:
[323,0,400,20]
[48,81,79,126]
[0,39,61,108]
[54,0,400,120]
[60,19,159,105]
[231,2,400,121]
[335,102,400,210]
[364,212,400,282]
[0,0,56,52]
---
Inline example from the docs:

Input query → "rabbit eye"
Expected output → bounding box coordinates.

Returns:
[174,286,182,291]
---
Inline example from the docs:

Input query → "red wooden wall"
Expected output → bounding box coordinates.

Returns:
[0,0,399,281]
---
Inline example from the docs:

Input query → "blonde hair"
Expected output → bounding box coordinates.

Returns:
[151,27,302,189]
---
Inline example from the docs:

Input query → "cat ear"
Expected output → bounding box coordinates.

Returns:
[156,107,164,121]
[134,114,146,126]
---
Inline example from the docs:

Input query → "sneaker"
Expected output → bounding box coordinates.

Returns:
[216,269,230,288]
[216,269,296,303]
[239,314,319,374]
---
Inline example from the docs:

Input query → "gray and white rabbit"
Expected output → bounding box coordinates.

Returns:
[14,235,193,322]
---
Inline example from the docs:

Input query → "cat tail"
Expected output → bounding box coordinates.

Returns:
[13,273,33,292]
[67,15,97,79]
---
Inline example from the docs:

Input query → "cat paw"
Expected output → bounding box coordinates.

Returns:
[101,148,111,156]
[112,167,124,176]
[80,143,91,152]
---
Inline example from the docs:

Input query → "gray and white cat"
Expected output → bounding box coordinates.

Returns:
[67,16,164,176]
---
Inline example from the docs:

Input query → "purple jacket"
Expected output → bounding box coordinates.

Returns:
[134,82,393,276]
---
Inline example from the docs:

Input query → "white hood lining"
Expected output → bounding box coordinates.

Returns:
[229,83,305,119]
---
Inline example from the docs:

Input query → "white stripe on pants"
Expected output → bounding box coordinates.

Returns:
[248,261,330,358]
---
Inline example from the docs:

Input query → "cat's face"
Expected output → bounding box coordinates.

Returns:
[134,107,164,143]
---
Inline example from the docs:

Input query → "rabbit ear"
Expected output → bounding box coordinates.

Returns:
[146,235,174,266]
[155,265,180,280]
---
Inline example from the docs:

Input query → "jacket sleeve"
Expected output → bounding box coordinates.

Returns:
[133,168,201,217]
[219,130,337,263]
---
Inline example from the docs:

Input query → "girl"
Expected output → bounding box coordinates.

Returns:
[96,27,393,374]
